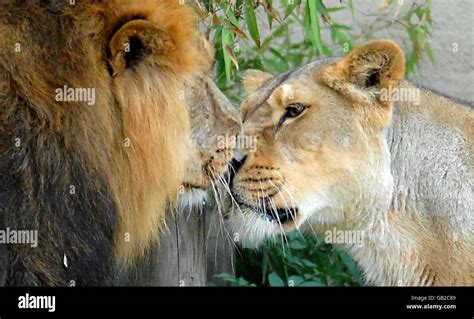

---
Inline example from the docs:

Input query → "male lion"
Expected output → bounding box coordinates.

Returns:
[179,38,241,208]
[0,0,218,286]
[119,37,242,286]
[226,40,473,286]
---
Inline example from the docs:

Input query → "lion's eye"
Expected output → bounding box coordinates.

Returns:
[285,103,306,118]
[275,103,307,133]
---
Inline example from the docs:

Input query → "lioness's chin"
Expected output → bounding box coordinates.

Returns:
[225,206,304,246]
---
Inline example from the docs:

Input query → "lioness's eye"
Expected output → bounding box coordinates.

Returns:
[275,103,307,133]
[285,103,306,118]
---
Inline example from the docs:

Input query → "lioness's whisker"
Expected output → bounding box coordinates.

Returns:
[275,204,290,253]
[213,170,244,217]
[268,194,289,254]
[268,179,304,238]
[209,177,239,251]
[211,173,242,252]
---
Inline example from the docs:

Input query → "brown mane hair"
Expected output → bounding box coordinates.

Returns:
[0,0,201,285]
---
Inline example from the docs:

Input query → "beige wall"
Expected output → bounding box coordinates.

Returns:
[347,0,474,103]
[258,0,473,103]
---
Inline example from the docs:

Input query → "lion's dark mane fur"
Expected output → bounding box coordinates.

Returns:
[0,0,201,286]
[0,1,118,286]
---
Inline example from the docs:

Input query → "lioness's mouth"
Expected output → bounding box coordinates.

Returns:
[235,200,298,224]
[256,207,298,224]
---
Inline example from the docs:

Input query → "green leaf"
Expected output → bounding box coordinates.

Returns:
[245,0,260,47]
[261,24,287,48]
[266,0,274,27]
[306,0,324,55]
[214,273,237,280]
[347,0,355,19]
[338,250,363,283]
[286,255,304,267]
[221,27,234,82]
[288,238,307,250]
[241,239,260,249]
[262,249,269,283]
[212,26,228,90]
[284,0,302,19]
[423,41,435,66]
[237,277,256,287]
[301,258,317,268]
[315,0,330,22]
[288,275,304,286]
[214,273,256,287]
[299,280,325,287]
[268,272,285,287]
[268,48,290,71]
[220,2,240,27]
[326,6,347,13]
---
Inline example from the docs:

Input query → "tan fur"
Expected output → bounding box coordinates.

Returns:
[178,38,242,208]
[101,0,206,265]
[243,69,273,96]
[226,40,473,286]
[103,1,222,265]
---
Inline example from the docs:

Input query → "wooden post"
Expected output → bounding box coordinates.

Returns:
[121,203,234,286]
[205,205,236,286]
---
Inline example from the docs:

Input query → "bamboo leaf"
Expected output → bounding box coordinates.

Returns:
[264,3,283,25]
[284,0,302,19]
[266,0,274,27]
[316,0,331,24]
[230,25,247,39]
[245,0,261,47]
[347,0,355,19]
[221,27,234,82]
[220,2,240,27]
[225,45,240,71]
[306,0,324,55]
[423,41,435,66]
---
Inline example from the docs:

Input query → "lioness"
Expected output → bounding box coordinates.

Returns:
[226,40,473,286]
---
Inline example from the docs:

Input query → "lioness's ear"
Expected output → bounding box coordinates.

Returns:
[322,40,405,106]
[243,69,273,95]
[108,18,197,77]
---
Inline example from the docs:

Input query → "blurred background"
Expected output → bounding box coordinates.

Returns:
[189,0,473,286]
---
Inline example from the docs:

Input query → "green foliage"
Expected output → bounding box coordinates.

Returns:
[215,232,365,287]
[193,0,434,287]
[403,1,434,74]
[213,273,257,287]
[192,0,434,103]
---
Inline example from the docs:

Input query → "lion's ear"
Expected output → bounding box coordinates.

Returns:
[108,18,197,77]
[243,69,273,95]
[322,40,405,106]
